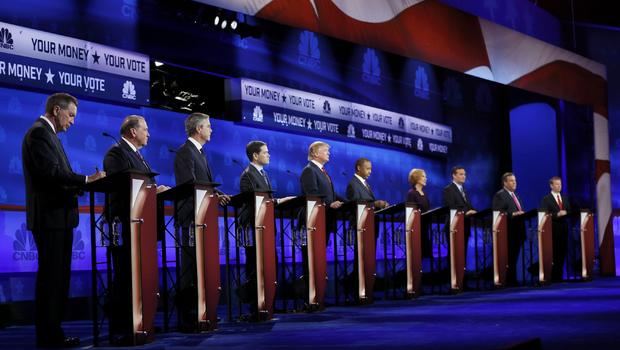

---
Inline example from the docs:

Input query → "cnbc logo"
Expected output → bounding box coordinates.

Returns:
[72,229,86,260]
[0,27,15,50]
[252,105,263,122]
[13,224,37,261]
[362,48,381,85]
[298,30,320,69]
[122,80,137,100]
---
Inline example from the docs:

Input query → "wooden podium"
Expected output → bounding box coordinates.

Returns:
[580,210,595,280]
[305,196,327,310]
[159,181,221,331]
[86,170,159,346]
[537,212,553,284]
[335,200,376,303]
[404,204,422,298]
[449,210,465,292]
[355,201,376,303]
[228,191,277,320]
[492,211,508,287]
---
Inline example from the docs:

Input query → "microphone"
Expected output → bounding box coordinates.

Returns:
[341,170,348,178]
[168,147,177,154]
[232,159,245,171]
[102,132,119,144]
[286,169,298,178]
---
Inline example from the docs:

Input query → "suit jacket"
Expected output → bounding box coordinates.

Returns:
[407,188,430,213]
[492,189,524,219]
[240,164,272,193]
[300,161,341,205]
[22,119,86,231]
[346,176,375,203]
[238,164,273,227]
[442,183,474,212]
[103,139,154,221]
[540,193,571,225]
[173,140,222,227]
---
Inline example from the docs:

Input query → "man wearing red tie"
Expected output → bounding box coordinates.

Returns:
[492,172,526,286]
[539,176,570,281]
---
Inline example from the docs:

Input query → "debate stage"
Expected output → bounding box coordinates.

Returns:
[2,277,619,349]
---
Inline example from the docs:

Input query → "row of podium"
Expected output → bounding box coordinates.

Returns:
[83,171,596,346]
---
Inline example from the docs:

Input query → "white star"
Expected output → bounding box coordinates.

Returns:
[44,69,55,84]
[307,120,312,129]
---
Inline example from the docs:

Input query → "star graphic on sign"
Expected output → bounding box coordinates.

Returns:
[282,95,287,103]
[387,135,392,143]
[44,69,55,84]
[92,51,100,64]
[307,120,312,129]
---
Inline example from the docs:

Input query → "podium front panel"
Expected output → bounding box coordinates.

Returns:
[580,212,594,279]
[492,211,508,287]
[254,194,276,318]
[195,187,220,330]
[129,177,158,343]
[356,204,375,301]
[449,210,465,291]
[306,198,326,308]
[538,212,553,283]
[405,206,422,297]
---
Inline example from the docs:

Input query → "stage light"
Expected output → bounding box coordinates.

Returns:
[231,20,238,30]
[214,15,220,26]
[154,61,164,67]
[221,20,227,29]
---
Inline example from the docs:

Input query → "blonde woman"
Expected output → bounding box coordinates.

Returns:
[406,168,430,212]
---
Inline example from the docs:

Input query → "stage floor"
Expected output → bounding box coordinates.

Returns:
[2,277,620,349]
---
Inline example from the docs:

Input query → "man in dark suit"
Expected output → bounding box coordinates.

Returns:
[22,93,105,348]
[539,176,570,281]
[344,157,387,300]
[346,157,388,210]
[300,141,344,210]
[103,115,169,341]
[172,113,230,330]
[239,140,293,218]
[300,141,344,238]
[238,141,293,316]
[492,172,525,286]
[442,166,477,265]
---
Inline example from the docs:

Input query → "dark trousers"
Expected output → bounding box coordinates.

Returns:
[507,221,526,285]
[32,228,73,343]
[552,224,568,281]
[109,240,133,338]
[176,226,198,330]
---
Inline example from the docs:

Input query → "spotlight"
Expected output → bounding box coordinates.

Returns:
[154,61,164,67]
[221,20,227,29]
[231,20,237,30]
[214,15,220,26]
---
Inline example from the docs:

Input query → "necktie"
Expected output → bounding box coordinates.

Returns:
[510,192,522,211]
[260,169,271,189]
[321,167,332,184]
[136,151,151,171]
[459,186,466,200]
[556,194,564,210]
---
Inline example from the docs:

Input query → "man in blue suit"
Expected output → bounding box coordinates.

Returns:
[492,172,526,286]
